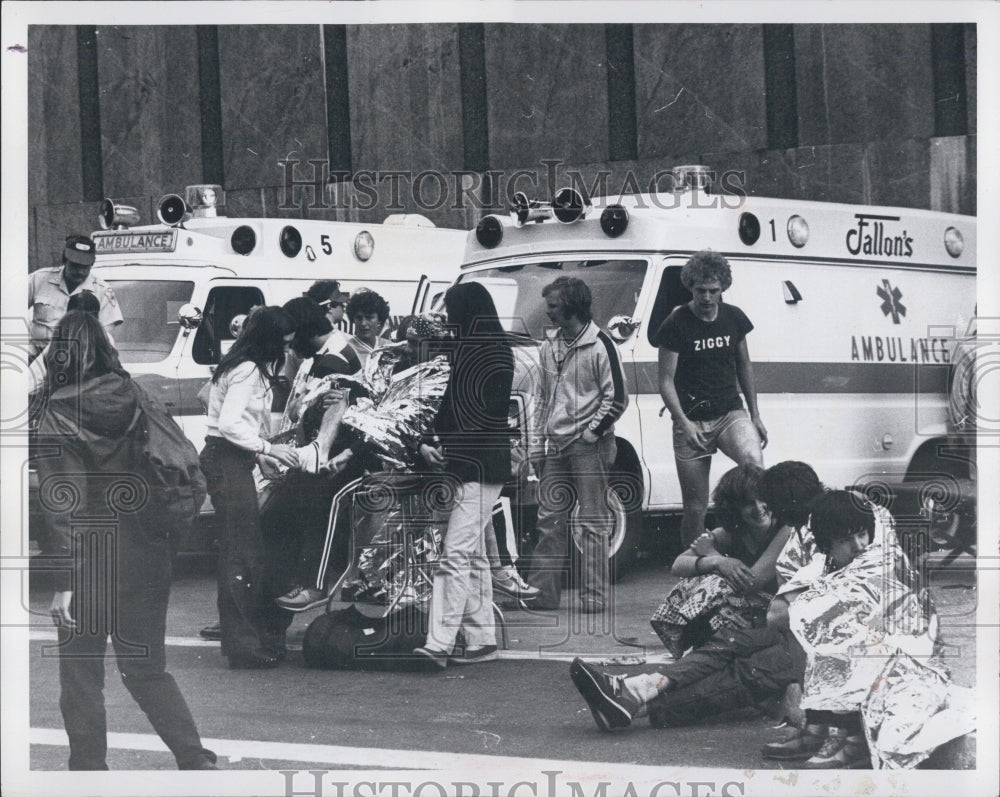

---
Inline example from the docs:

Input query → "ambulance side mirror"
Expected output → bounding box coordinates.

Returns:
[177,304,203,331]
[607,315,640,342]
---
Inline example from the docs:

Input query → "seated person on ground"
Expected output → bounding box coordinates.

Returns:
[652,464,789,654]
[570,489,953,770]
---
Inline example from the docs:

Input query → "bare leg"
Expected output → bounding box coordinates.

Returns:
[675,455,712,547]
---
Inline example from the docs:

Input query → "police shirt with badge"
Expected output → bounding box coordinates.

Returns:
[28,267,123,345]
[652,303,753,421]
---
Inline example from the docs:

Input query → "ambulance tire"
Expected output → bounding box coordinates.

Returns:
[569,451,643,579]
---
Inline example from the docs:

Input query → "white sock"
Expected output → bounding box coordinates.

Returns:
[624,673,670,704]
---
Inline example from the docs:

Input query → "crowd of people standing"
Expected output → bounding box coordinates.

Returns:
[30,240,966,772]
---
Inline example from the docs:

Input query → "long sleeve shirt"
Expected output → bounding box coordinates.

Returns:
[205,360,272,452]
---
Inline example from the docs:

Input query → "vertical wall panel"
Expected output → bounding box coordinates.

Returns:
[323,25,353,176]
[97,27,202,201]
[484,25,609,171]
[28,27,84,206]
[218,26,328,191]
[964,24,976,135]
[633,25,768,161]
[348,25,464,175]
[795,25,935,147]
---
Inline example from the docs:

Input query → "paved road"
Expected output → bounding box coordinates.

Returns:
[25,549,977,776]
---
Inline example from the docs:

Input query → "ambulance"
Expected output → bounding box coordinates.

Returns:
[439,165,977,570]
[31,185,466,550]
[89,185,466,449]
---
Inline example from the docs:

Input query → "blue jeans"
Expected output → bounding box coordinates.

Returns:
[528,434,616,609]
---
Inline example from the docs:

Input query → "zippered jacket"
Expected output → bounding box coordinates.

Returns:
[530,321,628,455]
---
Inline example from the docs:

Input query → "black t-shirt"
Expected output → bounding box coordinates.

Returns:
[652,303,754,420]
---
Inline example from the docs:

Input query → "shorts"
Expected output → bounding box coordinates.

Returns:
[672,408,755,461]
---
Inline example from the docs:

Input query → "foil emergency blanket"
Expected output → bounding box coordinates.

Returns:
[649,574,770,658]
[339,486,445,609]
[790,539,937,715]
[341,350,451,471]
[861,651,976,769]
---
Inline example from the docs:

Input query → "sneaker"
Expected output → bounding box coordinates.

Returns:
[275,586,326,612]
[199,622,222,641]
[413,646,449,669]
[448,645,499,665]
[491,566,541,600]
[800,729,871,769]
[569,658,641,732]
[761,725,828,760]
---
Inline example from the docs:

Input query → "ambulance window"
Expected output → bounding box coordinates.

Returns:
[647,267,692,347]
[106,280,194,364]
[193,286,266,365]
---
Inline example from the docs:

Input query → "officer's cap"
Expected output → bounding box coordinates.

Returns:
[64,234,96,267]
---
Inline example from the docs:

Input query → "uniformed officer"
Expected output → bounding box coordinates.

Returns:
[27,234,123,359]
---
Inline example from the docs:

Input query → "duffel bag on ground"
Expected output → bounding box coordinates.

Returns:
[302,603,428,671]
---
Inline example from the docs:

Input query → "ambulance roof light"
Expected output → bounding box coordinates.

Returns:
[476,215,504,248]
[99,199,139,230]
[280,226,302,258]
[184,184,225,218]
[600,205,629,238]
[671,165,712,193]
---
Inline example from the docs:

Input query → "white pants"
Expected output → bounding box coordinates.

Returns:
[425,481,502,652]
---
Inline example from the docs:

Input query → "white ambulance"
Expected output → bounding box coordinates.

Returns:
[442,165,977,569]
[29,185,466,551]
[90,185,466,453]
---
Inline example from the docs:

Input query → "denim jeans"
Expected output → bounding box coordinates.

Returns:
[528,434,616,609]
[646,626,805,728]
[57,526,214,769]
[425,481,502,652]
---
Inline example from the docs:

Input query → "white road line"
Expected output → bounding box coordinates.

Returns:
[27,629,671,663]
[29,726,704,781]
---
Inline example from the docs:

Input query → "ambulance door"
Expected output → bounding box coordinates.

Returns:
[174,279,266,450]
[631,257,692,511]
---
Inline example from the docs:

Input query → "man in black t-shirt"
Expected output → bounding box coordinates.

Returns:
[652,250,768,545]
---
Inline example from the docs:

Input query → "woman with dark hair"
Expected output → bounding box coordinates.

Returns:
[651,464,791,656]
[200,305,300,669]
[414,282,514,667]
[38,311,216,770]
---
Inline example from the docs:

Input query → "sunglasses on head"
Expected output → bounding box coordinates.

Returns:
[319,299,345,309]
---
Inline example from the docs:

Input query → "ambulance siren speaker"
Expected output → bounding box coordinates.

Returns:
[98,199,139,230]
[552,187,591,224]
[158,194,191,226]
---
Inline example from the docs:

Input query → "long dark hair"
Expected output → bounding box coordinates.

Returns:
[213,306,294,384]
[445,282,506,341]
[45,310,126,390]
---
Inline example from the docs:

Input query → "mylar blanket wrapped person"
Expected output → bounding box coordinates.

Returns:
[787,525,973,767]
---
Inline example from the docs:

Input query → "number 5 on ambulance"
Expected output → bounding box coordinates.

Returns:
[440,165,976,572]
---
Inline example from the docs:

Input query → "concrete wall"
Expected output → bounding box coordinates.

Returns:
[26,23,977,270]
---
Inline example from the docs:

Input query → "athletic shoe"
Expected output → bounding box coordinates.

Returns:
[761,725,828,760]
[275,586,326,612]
[799,729,871,769]
[199,622,222,641]
[491,566,541,600]
[448,645,500,665]
[569,658,640,732]
[414,646,449,669]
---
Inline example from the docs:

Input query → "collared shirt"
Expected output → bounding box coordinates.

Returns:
[27,266,123,353]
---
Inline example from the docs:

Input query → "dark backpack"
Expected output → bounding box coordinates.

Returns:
[302,604,429,671]
[131,384,207,542]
